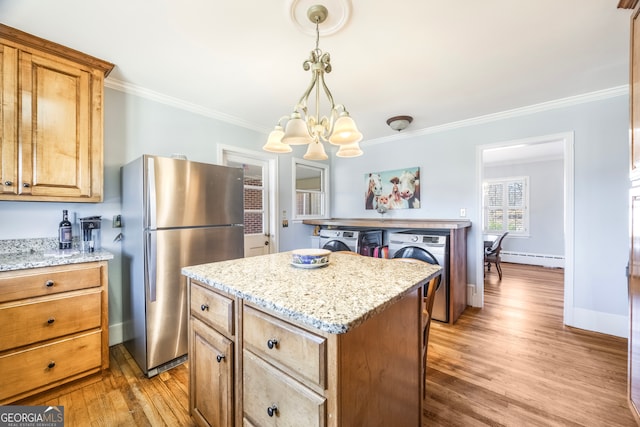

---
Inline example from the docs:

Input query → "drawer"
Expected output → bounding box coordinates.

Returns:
[190,281,234,337]
[0,290,101,352]
[0,330,102,402]
[243,350,326,427]
[0,263,102,303]
[243,305,326,389]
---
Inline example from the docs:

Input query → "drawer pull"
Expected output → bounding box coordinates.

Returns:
[267,404,278,417]
[216,354,225,363]
[45,280,55,288]
[267,338,279,349]
[47,318,55,325]
[47,361,56,369]
[200,303,209,311]
[4,180,12,186]
[23,182,30,188]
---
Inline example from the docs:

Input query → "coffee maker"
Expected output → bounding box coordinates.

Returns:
[79,216,102,252]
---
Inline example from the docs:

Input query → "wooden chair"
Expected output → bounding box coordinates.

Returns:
[485,231,509,280]
[393,258,439,398]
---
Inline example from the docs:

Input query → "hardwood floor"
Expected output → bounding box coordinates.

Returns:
[16,263,636,426]
[18,344,196,427]
[424,263,636,426]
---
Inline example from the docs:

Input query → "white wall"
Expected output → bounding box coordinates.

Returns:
[484,158,564,256]
[331,94,629,337]
[0,88,630,340]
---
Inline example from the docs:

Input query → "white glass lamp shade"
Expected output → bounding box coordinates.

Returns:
[303,141,329,160]
[328,114,363,145]
[335,141,363,158]
[282,113,314,145]
[262,126,292,153]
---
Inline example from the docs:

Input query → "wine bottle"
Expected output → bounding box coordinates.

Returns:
[58,210,72,249]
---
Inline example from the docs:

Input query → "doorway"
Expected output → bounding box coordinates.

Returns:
[475,132,574,325]
[218,146,279,257]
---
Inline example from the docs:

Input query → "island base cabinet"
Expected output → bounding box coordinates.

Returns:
[187,276,425,427]
[190,317,234,427]
[336,287,422,427]
[243,349,326,427]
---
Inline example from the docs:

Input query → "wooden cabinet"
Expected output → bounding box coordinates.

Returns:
[631,3,640,423]
[189,282,236,427]
[242,305,327,426]
[188,278,424,427]
[0,24,113,202]
[0,261,109,404]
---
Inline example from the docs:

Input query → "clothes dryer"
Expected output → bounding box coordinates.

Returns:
[319,228,382,255]
[388,231,449,322]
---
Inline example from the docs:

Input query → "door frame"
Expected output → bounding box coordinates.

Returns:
[475,132,574,326]
[217,144,279,254]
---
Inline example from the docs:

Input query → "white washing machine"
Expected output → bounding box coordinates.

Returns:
[388,231,449,323]
[319,229,382,254]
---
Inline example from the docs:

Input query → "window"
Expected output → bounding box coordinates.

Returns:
[483,176,529,235]
[293,159,329,219]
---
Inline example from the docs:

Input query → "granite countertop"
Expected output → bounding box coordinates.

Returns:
[182,251,441,334]
[0,238,114,272]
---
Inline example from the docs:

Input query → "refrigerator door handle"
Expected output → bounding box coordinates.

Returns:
[147,156,157,230]
[145,232,157,302]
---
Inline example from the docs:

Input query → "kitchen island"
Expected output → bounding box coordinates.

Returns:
[182,251,441,427]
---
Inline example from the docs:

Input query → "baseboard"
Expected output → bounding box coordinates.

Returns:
[109,322,124,346]
[500,251,564,268]
[565,307,628,338]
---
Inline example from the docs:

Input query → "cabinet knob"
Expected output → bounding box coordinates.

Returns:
[3,181,12,186]
[45,280,55,288]
[216,354,225,363]
[267,404,278,417]
[47,361,56,369]
[22,182,30,188]
[200,304,209,311]
[267,339,279,349]
[47,318,55,325]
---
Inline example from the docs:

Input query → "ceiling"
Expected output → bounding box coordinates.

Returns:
[0,0,633,145]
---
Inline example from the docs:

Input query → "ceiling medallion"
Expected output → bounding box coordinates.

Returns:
[288,0,352,36]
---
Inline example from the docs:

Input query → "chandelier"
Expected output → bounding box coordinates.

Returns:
[262,4,363,160]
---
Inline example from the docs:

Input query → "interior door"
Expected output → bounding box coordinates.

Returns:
[221,152,274,258]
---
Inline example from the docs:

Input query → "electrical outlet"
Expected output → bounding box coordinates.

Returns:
[282,219,289,228]
[459,208,466,217]
[113,214,122,228]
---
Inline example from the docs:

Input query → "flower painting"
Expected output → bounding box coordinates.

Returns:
[365,167,420,210]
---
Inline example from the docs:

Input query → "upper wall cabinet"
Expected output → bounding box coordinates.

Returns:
[0,24,113,202]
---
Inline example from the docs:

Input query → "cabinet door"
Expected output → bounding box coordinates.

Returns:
[191,318,234,427]
[0,44,18,195]
[19,51,93,198]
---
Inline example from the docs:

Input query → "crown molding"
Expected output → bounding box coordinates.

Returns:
[104,78,270,134]
[364,85,629,146]
[105,77,627,145]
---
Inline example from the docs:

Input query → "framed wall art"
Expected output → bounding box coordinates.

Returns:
[365,167,420,210]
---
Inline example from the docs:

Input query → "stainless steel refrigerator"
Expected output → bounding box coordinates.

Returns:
[121,155,244,377]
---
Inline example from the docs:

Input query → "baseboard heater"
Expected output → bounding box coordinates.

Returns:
[500,251,564,268]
